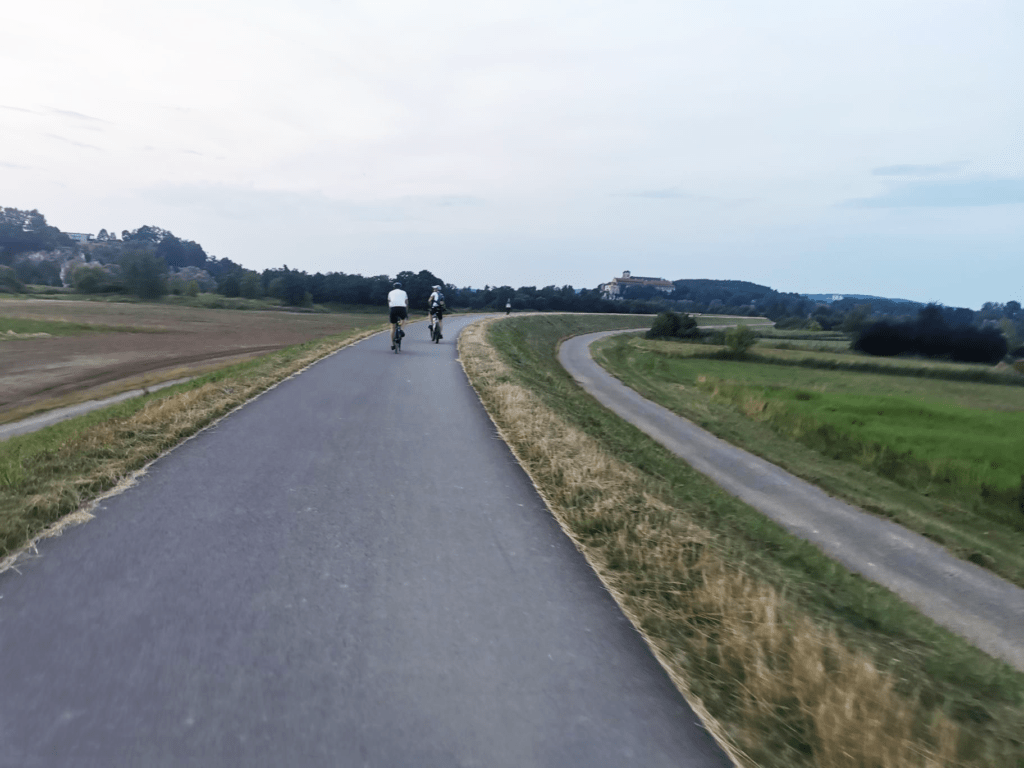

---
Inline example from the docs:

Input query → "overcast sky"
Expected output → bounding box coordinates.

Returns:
[3,0,1021,308]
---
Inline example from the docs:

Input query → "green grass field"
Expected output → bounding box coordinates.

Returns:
[594,334,1024,588]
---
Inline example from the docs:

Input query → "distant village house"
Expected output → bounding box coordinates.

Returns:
[66,233,92,243]
[599,271,674,301]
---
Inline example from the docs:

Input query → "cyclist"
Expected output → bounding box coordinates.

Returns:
[427,284,446,340]
[388,281,409,350]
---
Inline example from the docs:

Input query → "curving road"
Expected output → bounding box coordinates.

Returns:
[0,316,731,767]
[559,330,1024,672]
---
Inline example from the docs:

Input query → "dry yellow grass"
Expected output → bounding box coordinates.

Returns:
[459,317,962,768]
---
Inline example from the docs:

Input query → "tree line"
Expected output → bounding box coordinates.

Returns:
[2,205,1021,355]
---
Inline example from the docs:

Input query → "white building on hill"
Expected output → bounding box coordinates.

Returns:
[599,271,674,300]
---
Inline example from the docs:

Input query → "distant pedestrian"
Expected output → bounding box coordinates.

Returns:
[505,299,511,316]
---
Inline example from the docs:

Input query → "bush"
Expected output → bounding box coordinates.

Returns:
[240,271,262,299]
[120,250,167,299]
[724,324,756,356]
[647,311,700,340]
[854,320,1008,364]
[0,265,24,293]
[647,311,681,339]
[774,316,809,330]
[71,263,118,294]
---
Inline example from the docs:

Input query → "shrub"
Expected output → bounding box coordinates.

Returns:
[647,311,700,340]
[854,320,1007,364]
[647,311,682,339]
[724,323,756,356]
[0,265,24,293]
[677,312,700,339]
[120,250,167,299]
[774,316,809,330]
[71,263,118,294]
[240,271,262,299]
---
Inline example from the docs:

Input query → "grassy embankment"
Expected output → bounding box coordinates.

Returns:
[0,316,163,336]
[459,314,1023,768]
[0,313,384,565]
[594,333,1024,588]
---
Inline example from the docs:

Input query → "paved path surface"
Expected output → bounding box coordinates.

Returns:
[0,317,731,768]
[0,378,194,442]
[559,330,1024,672]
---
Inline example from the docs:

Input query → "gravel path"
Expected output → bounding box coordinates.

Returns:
[559,329,1024,672]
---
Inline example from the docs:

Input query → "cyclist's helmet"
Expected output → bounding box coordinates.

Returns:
[393,281,402,288]
[432,285,441,290]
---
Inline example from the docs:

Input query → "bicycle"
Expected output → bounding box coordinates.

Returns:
[392,318,404,353]
[429,310,443,343]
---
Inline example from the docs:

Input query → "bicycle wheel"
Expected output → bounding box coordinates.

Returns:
[394,325,401,353]
[432,322,440,343]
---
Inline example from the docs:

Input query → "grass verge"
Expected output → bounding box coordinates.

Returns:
[459,314,1024,768]
[0,322,385,564]
[674,340,1024,387]
[0,316,161,336]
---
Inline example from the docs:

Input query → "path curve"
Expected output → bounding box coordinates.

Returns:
[559,329,1024,672]
[0,316,731,767]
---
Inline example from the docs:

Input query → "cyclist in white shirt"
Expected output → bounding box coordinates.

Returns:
[388,282,409,350]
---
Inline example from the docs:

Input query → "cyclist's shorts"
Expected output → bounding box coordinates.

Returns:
[389,306,408,323]
[430,307,444,319]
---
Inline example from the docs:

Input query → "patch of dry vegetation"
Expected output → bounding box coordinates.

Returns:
[0,325,384,564]
[459,318,972,768]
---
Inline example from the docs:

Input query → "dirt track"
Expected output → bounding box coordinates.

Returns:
[0,299,383,418]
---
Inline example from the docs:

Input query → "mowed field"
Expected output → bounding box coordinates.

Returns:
[593,332,1024,587]
[0,298,386,423]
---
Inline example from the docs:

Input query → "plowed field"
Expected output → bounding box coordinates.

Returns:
[0,299,384,421]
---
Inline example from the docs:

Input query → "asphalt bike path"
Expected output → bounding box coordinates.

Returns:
[559,330,1024,672]
[0,316,731,767]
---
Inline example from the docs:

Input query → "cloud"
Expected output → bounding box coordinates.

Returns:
[871,161,968,177]
[44,134,102,151]
[0,161,31,170]
[411,195,485,207]
[46,107,107,123]
[140,184,411,223]
[845,177,1024,208]
[615,187,711,200]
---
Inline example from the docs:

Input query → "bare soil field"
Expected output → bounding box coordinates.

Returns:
[0,299,384,422]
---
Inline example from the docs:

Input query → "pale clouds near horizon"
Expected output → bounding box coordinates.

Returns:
[2,0,1021,308]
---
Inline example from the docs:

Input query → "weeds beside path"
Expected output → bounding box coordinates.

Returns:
[460,314,1024,768]
[0,324,384,567]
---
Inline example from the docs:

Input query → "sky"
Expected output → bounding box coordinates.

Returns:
[2,0,1021,309]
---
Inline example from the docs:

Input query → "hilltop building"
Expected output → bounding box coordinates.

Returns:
[599,271,674,301]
